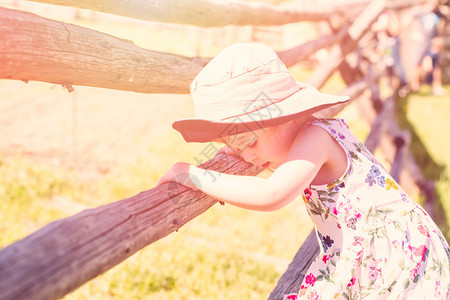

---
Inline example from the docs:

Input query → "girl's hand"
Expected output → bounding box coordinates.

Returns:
[157,162,194,187]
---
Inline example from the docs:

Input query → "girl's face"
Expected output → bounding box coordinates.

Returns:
[221,121,301,170]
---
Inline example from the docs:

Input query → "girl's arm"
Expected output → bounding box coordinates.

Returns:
[158,126,330,212]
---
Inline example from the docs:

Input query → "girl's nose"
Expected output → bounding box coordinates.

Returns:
[241,149,258,165]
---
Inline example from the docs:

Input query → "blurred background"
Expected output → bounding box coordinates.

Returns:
[0,0,449,299]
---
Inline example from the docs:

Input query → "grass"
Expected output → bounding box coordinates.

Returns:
[2,84,449,299]
[1,65,448,299]
[396,85,450,239]
[67,135,312,299]
[0,144,311,300]
[0,157,81,247]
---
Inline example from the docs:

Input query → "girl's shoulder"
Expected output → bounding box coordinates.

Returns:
[303,118,368,159]
[298,118,351,186]
[304,118,351,134]
[306,118,383,169]
[305,118,368,153]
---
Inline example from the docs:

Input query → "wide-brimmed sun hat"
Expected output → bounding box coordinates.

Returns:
[172,43,349,143]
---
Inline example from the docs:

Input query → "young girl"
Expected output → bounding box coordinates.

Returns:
[158,43,450,299]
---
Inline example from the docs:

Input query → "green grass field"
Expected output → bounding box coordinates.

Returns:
[0,137,312,300]
[1,85,449,300]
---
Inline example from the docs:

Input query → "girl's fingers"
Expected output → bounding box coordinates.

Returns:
[157,162,192,186]
[157,173,172,186]
[157,165,177,186]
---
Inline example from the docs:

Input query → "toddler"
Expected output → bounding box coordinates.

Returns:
[158,43,450,299]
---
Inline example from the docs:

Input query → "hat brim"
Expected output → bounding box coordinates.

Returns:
[173,84,349,143]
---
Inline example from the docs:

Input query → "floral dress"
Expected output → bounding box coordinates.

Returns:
[283,119,450,300]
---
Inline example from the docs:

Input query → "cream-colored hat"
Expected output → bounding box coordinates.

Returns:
[173,43,349,143]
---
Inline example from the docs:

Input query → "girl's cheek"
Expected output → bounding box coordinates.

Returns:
[241,150,257,164]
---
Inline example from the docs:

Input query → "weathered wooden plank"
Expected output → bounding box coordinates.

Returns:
[27,0,331,27]
[313,78,369,119]
[364,95,395,153]
[390,130,411,182]
[0,7,204,94]
[307,0,387,90]
[0,6,354,95]
[277,26,348,68]
[26,0,425,28]
[0,153,262,300]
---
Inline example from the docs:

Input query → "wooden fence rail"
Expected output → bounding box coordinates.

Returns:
[27,0,333,27]
[25,0,426,27]
[0,154,261,300]
[0,6,350,94]
[0,0,425,94]
[277,26,348,68]
[0,7,204,94]
[307,0,386,90]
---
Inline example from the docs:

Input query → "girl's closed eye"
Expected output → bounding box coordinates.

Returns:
[248,139,258,148]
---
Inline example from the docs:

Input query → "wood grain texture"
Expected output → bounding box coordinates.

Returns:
[26,0,425,28]
[28,0,331,27]
[0,153,262,300]
[0,7,347,94]
[0,7,204,94]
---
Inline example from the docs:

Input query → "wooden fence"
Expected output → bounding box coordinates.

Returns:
[0,0,443,299]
